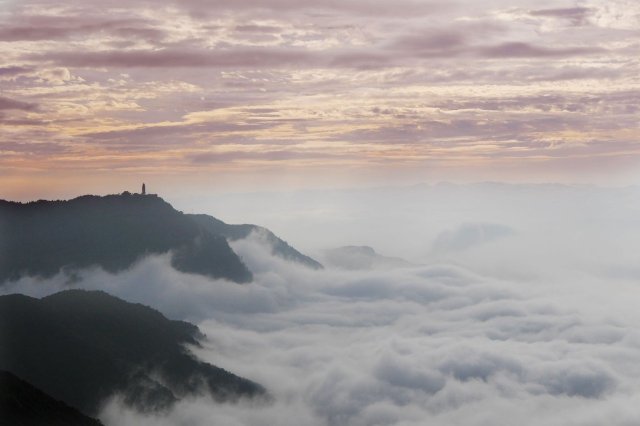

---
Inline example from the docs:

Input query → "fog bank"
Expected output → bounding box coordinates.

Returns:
[5,184,640,425]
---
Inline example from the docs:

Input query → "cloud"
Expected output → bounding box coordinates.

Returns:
[177,0,444,17]
[234,24,282,34]
[32,48,315,69]
[328,51,392,69]
[479,42,604,58]
[0,96,38,111]
[0,26,76,41]
[0,15,164,42]
[82,121,273,147]
[535,361,616,398]
[0,65,35,78]
[187,150,339,164]
[27,35,606,74]
[393,31,467,52]
[5,185,640,425]
[0,141,68,154]
[321,246,413,271]
[388,23,504,59]
[587,0,640,30]
[374,354,446,393]
[529,7,593,26]
[432,222,515,254]
[1,0,637,186]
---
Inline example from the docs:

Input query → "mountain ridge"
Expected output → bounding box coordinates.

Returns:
[189,213,323,270]
[323,245,414,270]
[0,193,321,284]
[0,289,267,416]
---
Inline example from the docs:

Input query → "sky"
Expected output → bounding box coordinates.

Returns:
[3,2,640,424]
[1,0,639,200]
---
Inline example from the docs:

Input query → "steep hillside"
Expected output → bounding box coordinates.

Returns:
[0,193,252,283]
[0,290,267,416]
[0,370,104,426]
[189,214,322,269]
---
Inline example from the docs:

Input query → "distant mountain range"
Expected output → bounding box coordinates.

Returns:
[0,193,321,284]
[0,290,267,417]
[322,246,413,270]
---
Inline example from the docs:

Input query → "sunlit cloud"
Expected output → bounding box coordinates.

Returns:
[0,0,638,198]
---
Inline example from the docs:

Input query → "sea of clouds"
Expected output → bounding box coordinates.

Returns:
[5,184,640,425]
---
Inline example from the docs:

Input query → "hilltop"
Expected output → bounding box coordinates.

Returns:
[0,192,321,284]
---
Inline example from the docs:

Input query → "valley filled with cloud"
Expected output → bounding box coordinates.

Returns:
[4,184,640,425]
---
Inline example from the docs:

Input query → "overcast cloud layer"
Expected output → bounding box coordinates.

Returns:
[1,0,639,199]
[5,185,640,425]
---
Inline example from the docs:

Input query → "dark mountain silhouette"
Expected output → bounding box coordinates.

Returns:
[0,290,267,416]
[0,193,321,284]
[189,214,323,269]
[323,246,413,270]
[0,193,252,283]
[0,370,104,426]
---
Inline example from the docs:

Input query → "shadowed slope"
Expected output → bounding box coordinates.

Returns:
[0,290,267,416]
[0,370,104,426]
[189,214,323,269]
[0,194,252,283]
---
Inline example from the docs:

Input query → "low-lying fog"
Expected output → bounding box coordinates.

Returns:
[6,184,640,425]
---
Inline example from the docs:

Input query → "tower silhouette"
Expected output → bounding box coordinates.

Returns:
[142,183,146,195]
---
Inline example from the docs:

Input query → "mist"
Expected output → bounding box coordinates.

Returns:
[5,183,640,425]
[169,183,640,263]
